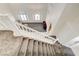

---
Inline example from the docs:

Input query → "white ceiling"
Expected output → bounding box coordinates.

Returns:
[7,3,48,12]
[5,3,48,21]
[0,3,49,21]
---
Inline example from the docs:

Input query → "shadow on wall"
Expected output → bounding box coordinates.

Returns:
[62,46,75,56]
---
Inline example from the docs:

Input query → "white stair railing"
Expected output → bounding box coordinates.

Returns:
[0,14,57,44]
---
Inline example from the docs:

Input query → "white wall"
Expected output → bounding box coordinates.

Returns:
[0,4,10,13]
[46,3,66,35]
[52,4,79,46]
[46,4,79,55]
[0,4,16,22]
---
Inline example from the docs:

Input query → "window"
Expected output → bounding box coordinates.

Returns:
[20,14,28,20]
[34,14,40,20]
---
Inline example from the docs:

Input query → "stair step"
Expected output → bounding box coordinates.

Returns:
[26,39,34,56]
[49,44,53,56]
[43,43,47,56]
[33,40,38,56]
[46,44,51,56]
[53,43,63,56]
[51,45,56,56]
[38,42,43,56]
[18,38,29,56]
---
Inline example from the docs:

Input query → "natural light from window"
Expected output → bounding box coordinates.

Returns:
[20,14,28,20]
[34,14,40,20]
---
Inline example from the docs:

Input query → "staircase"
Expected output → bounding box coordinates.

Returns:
[0,14,64,56]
